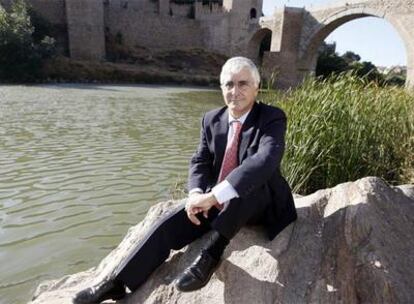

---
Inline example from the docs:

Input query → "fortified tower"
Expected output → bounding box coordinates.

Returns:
[158,0,170,16]
[224,0,263,17]
[4,0,412,88]
[220,0,264,57]
[65,0,105,60]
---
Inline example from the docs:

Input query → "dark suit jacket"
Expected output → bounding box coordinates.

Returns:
[188,101,297,241]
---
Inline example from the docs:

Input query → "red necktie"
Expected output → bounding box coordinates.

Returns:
[214,121,242,210]
[218,121,243,181]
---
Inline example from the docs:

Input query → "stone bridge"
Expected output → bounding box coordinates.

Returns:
[42,0,414,89]
[2,0,412,89]
[260,0,414,89]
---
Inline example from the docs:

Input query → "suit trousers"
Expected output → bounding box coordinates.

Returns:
[116,193,269,291]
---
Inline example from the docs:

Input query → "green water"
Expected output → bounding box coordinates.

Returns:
[0,84,222,304]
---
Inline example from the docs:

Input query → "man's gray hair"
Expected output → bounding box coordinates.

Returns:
[220,57,261,88]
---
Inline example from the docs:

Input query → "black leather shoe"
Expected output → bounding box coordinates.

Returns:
[175,250,220,292]
[72,279,126,304]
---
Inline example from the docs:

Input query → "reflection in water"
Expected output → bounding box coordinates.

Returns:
[0,84,221,304]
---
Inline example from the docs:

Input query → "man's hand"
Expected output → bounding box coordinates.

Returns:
[185,192,218,225]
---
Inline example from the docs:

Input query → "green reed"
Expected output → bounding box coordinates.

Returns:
[261,74,414,194]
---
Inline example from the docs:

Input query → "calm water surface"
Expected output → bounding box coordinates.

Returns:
[0,84,221,304]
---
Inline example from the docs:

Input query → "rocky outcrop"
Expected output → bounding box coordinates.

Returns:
[30,177,414,304]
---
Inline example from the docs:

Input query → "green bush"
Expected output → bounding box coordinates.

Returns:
[261,74,414,194]
[0,0,55,81]
[384,74,406,87]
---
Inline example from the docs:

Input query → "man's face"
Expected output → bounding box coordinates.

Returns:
[221,68,259,118]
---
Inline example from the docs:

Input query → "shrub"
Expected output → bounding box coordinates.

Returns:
[261,74,414,194]
[0,0,55,82]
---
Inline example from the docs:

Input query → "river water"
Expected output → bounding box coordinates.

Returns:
[0,84,222,304]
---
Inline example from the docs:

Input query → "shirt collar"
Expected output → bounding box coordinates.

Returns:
[228,110,251,125]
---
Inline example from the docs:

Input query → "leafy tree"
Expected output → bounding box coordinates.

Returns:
[349,61,385,85]
[315,42,348,78]
[384,74,405,87]
[315,42,398,86]
[383,66,407,86]
[0,0,55,81]
[342,51,360,64]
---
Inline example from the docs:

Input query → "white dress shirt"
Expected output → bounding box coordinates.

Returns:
[189,110,251,204]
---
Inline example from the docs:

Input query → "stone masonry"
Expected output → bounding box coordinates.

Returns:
[65,0,106,61]
[263,0,414,88]
[0,0,413,88]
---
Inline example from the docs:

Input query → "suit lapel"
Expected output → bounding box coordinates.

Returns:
[213,108,229,169]
[238,102,259,162]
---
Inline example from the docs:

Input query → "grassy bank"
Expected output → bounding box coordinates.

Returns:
[38,44,228,86]
[261,74,414,194]
[38,56,220,86]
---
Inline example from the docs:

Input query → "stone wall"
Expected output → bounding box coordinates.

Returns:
[200,16,231,55]
[4,0,411,89]
[103,0,263,57]
[120,0,157,13]
[65,0,106,60]
[170,2,192,18]
[385,13,414,88]
[195,1,224,18]
[0,0,264,63]
[262,7,305,89]
[219,0,263,57]
[104,1,205,51]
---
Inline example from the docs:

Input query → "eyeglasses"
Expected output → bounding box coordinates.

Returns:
[221,80,253,92]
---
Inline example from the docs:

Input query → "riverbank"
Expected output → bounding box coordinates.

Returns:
[38,46,227,86]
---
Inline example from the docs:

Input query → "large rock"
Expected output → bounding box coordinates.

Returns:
[30,177,414,304]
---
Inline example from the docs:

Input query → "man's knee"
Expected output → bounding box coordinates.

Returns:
[210,196,269,239]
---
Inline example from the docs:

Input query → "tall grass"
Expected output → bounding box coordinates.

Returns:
[261,74,414,194]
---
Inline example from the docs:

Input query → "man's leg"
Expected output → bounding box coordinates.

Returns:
[176,192,270,292]
[73,204,219,303]
[211,192,270,240]
[116,204,219,291]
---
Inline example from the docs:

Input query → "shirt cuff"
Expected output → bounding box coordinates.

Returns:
[189,188,204,195]
[212,180,239,204]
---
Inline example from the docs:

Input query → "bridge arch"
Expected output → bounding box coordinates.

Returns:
[299,8,411,86]
[247,28,272,65]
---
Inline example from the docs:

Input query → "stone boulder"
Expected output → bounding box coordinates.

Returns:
[30,177,414,304]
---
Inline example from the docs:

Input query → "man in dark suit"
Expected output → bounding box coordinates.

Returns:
[73,57,297,304]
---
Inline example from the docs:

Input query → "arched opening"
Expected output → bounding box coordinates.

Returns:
[302,14,408,87]
[248,28,272,65]
[250,8,257,19]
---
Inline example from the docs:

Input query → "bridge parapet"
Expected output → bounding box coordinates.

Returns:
[259,16,274,31]
[299,0,414,58]
[260,0,414,88]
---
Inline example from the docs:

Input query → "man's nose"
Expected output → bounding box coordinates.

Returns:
[230,84,241,95]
